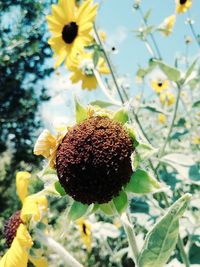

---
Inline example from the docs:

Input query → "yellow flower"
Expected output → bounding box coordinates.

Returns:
[160,92,175,106]
[76,218,92,251]
[34,128,67,168]
[0,173,48,267]
[161,15,176,36]
[69,51,109,90]
[158,114,166,124]
[46,0,98,68]
[151,79,169,93]
[176,0,192,14]
[192,136,200,145]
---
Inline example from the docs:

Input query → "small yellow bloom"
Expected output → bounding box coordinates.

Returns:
[16,171,31,203]
[158,114,166,124]
[76,218,92,251]
[176,0,192,14]
[34,128,67,168]
[46,0,98,68]
[192,136,200,145]
[160,92,175,106]
[69,51,109,90]
[161,15,176,36]
[151,79,169,93]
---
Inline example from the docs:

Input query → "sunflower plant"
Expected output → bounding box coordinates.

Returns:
[2,0,200,267]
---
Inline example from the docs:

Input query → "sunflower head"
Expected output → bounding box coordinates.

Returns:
[56,116,134,204]
[4,211,24,247]
[46,0,98,68]
[151,79,169,93]
[176,0,192,13]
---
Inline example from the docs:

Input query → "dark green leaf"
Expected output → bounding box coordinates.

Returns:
[113,191,128,213]
[67,201,89,221]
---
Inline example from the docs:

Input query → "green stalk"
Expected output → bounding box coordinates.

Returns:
[138,7,162,60]
[177,236,190,267]
[187,11,200,48]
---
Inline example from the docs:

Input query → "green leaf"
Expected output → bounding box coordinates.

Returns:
[74,97,87,124]
[136,143,158,161]
[140,104,167,115]
[93,50,100,67]
[67,201,89,221]
[90,100,114,108]
[192,100,200,108]
[144,9,152,22]
[113,191,128,213]
[184,58,198,81]
[54,181,66,196]
[138,193,191,267]
[125,169,160,194]
[113,108,129,124]
[100,203,114,215]
[153,60,181,82]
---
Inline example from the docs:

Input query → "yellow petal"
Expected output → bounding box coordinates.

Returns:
[0,224,33,267]
[54,49,67,68]
[21,195,48,223]
[16,171,31,204]
[34,129,56,158]
[29,256,48,267]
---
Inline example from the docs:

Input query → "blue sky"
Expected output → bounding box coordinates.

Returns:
[42,0,200,128]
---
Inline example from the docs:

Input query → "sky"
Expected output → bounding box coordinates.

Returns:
[41,0,200,129]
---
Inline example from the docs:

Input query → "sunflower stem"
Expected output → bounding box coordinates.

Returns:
[37,231,84,267]
[93,24,125,104]
[187,10,200,48]
[93,69,121,106]
[120,212,139,266]
[110,202,139,266]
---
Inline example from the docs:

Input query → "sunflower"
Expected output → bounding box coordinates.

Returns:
[160,92,175,106]
[176,0,192,14]
[76,218,92,251]
[46,0,98,68]
[69,51,109,90]
[34,101,161,214]
[151,79,169,93]
[160,15,176,36]
[0,172,48,267]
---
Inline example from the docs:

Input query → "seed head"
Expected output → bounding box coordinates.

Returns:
[4,211,23,247]
[56,116,134,204]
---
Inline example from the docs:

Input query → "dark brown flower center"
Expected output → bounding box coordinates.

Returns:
[56,116,134,204]
[158,82,163,87]
[62,22,78,44]
[180,0,187,4]
[4,211,23,247]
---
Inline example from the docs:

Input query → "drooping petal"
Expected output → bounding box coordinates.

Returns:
[20,195,48,223]
[34,129,56,158]
[16,171,31,204]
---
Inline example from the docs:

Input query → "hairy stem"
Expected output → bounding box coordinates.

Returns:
[93,24,125,104]
[37,231,84,267]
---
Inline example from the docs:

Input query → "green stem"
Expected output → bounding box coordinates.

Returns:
[139,8,162,60]
[94,24,125,104]
[187,11,200,48]
[120,213,139,266]
[37,231,84,267]
[177,236,190,267]
[158,84,181,159]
